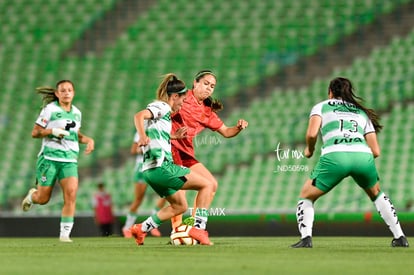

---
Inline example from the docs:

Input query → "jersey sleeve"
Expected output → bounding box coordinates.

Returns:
[309,102,322,117]
[35,106,51,128]
[364,119,376,134]
[206,110,224,131]
[74,106,82,129]
[146,101,170,119]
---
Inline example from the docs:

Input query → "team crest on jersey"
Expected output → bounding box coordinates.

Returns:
[41,175,47,183]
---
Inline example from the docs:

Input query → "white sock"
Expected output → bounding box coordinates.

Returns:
[374,192,404,238]
[296,199,314,238]
[124,213,137,229]
[141,216,159,233]
[194,215,208,230]
[60,222,74,238]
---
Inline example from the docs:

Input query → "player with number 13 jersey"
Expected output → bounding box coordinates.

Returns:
[310,98,375,156]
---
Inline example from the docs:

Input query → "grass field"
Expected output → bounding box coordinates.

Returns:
[0,236,413,275]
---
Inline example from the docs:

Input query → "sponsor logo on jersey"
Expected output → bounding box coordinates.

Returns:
[333,137,363,144]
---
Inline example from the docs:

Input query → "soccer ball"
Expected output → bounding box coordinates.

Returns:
[170,224,198,246]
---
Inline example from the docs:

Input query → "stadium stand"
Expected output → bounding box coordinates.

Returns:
[0,0,413,217]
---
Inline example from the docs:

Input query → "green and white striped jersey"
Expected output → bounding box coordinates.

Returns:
[142,101,173,171]
[35,101,81,162]
[310,99,375,156]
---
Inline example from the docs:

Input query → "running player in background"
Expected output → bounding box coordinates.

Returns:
[22,80,95,242]
[122,131,167,238]
[291,77,409,248]
[129,73,215,245]
[170,70,248,229]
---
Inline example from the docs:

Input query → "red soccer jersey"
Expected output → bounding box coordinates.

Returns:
[171,90,224,159]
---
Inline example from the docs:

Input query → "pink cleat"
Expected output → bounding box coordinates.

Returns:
[188,227,213,245]
[130,224,147,245]
[122,227,132,238]
[150,228,162,237]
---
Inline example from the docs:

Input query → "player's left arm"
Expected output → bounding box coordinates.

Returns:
[216,119,248,138]
[365,132,380,158]
[78,131,95,155]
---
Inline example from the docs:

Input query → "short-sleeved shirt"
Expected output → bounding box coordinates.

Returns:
[141,100,173,171]
[171,90,224,158]
[310,99,375,156]
[35,101,81,162]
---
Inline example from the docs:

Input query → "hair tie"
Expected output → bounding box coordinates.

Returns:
[167,87,187,94]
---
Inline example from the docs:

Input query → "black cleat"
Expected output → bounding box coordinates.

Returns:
[291,236,313,248]
[391,236,409,247]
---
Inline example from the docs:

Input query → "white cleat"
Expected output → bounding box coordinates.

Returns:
[59,237,73,243]
[22,188,37,211]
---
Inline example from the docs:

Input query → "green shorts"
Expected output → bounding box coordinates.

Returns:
[310,152,379,192]
[133,162,145,183]
[36,154,78,187]
[143,161,190,198]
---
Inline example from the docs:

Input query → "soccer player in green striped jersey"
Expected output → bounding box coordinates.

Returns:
[129,73,215,245]
[291,77,409,248]
[22,80,94,242]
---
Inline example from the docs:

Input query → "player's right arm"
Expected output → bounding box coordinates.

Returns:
[133,109,153,147]
[31,124,53,138]
[32,106,69,139]
[31,124,69,139]
[305,115,321,158]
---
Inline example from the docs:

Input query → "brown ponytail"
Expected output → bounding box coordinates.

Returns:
[329,77,383,132]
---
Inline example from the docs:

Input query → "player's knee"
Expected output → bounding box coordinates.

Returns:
[173,201,188,215]
[211,179,218,192]
[203,181,215,194]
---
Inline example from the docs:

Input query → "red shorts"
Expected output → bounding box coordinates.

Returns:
[172,146,199,168]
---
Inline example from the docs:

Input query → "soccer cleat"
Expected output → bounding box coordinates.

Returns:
[59,237,73,243]
[150,228,162,237]
[391,236,409,247]
[291,236,313,248]
[188,227,213,245]
[122,227,132,238]
[22,188,37,211]
[130,224,147,246]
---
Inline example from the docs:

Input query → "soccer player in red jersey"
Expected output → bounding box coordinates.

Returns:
[170,70,248,229]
